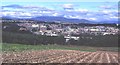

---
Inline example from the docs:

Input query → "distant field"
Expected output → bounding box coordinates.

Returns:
[1,43,118,52]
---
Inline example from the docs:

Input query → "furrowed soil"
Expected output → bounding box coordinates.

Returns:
[1,50,119,63]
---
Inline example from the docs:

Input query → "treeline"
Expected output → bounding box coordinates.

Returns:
[2,31,65,45]
[69,34,118,47]
[2,31,118,47]
[2,22,32,34]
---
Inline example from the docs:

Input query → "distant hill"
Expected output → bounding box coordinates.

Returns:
[1,16,119,24]
[30,16,95,23]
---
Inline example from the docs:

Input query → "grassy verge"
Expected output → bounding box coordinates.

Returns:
[1,43,118,52]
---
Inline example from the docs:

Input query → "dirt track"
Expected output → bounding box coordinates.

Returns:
[1,50,119,63]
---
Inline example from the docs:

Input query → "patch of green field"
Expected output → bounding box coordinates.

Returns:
[2,43,97,52]
[96,47,119,52]
[1,43,118,52]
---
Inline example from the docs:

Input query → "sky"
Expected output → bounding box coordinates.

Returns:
[1,0,120,2]
[0,0,119,22]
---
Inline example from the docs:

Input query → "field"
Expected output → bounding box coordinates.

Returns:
[2,50,118,63]
[2,43,118,52]
[1,43,119,63]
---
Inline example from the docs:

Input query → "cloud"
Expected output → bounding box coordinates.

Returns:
[74,9,89,14]
[99,2,118,10]
[100,10,112,14]
[1,4,118,22]
[61,8,117,21]
[2,4,54,12]
[1,11,33,18]
[19,12,32,16]
[1,11,15,16]
[64,15,82,19]
[62,4,74,11]
[2,4,23,9]
[60,8,90,17]
[110,16,118,19]
[76,9,88,12]
[2,4,57,17]
[52,13,61,16]
[86,13,94,16]
[94,10,118,17]
[62,4,73,8]
[88,18,97,21]
[100,5,114,9]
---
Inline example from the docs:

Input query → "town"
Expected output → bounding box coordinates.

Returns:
[2,20,119,46]
[16,22,119,35]
[6,21,119,41]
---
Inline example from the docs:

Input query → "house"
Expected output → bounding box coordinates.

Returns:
[64,35,79,42]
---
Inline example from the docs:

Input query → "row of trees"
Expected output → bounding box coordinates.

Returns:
[2,31,118,47]
[2,31,65,45]
[69,34,118,47]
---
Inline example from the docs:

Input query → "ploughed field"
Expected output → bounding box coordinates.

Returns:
[2,50,118,63]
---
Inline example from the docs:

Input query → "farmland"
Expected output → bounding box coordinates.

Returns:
[1,43,119,63]
[2,43,118,52]
[2,50,118,63]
